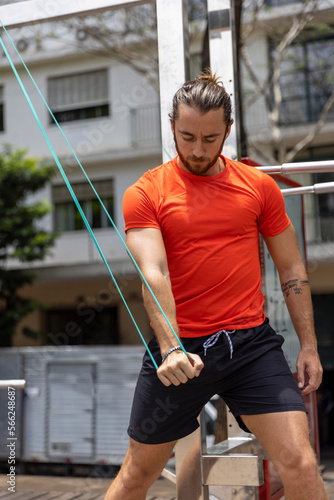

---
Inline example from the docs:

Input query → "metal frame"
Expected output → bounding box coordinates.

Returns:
[200,410,264,498]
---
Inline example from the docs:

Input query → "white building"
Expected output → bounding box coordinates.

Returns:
[0,13,165,346]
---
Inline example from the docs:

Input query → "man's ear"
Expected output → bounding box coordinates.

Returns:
[170,119,174,136]
[225,122,232,140]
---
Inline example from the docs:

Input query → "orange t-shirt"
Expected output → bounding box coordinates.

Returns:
[123,156,290,337]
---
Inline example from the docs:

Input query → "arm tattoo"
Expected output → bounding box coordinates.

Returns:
[281,278,309,297]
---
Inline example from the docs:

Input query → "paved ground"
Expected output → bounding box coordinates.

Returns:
[0,474,176,499]
[321,460,334,499]
[0,460,334,499]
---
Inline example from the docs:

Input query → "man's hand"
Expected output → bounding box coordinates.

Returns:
[296,346,323,395]
[157,351,204,387]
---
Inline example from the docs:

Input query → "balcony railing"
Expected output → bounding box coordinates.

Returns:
[265,0,302,6]
[130,103,161,149]
[280,94,334,127]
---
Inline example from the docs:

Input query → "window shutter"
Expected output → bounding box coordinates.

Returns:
[48,70,109,112]
[52,179,113,203]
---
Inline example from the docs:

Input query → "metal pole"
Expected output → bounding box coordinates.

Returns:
[281,181,334,197]
[199,410,210,500]
[0,0,153,29]
[257,160,334,175]
[0,379,26,389]
[156,0,189,163]
[207,0,238,160]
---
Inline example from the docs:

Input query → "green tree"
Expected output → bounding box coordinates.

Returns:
[0,146,56,347]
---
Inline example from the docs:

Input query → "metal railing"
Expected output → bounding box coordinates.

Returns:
[257,160,334,244]
[256,160,334,196]
[0,379,26,389]
[245,96,334,132]
[259,160,334,176]
[265,0,302,6]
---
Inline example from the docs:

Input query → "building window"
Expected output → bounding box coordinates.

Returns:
[131,103,161,148]
[276,32,334,125]
[53,179,114,232]
[0,86,4,132]
[48,69,109,124]
[46,306,119,345]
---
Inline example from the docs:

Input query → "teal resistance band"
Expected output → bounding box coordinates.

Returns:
[0,23,187,365]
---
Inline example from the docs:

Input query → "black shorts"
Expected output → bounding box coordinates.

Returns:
[128,318,307,444]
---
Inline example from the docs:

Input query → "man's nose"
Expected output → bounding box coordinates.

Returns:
[192,140,205,158]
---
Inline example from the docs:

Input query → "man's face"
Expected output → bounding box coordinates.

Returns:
[171,104,231,176]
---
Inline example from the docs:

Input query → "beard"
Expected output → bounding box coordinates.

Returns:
[173,134,225,176]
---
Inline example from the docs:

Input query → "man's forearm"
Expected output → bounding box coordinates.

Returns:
[142,272,180,356]
[280,266,317,349]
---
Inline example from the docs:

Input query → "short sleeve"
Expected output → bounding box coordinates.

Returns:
[258,174,291,237]
[123,179,161,233]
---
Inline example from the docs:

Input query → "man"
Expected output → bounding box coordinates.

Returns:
[104,71,326,500]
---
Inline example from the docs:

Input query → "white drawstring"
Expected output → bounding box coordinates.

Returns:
[203,329,236,359]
